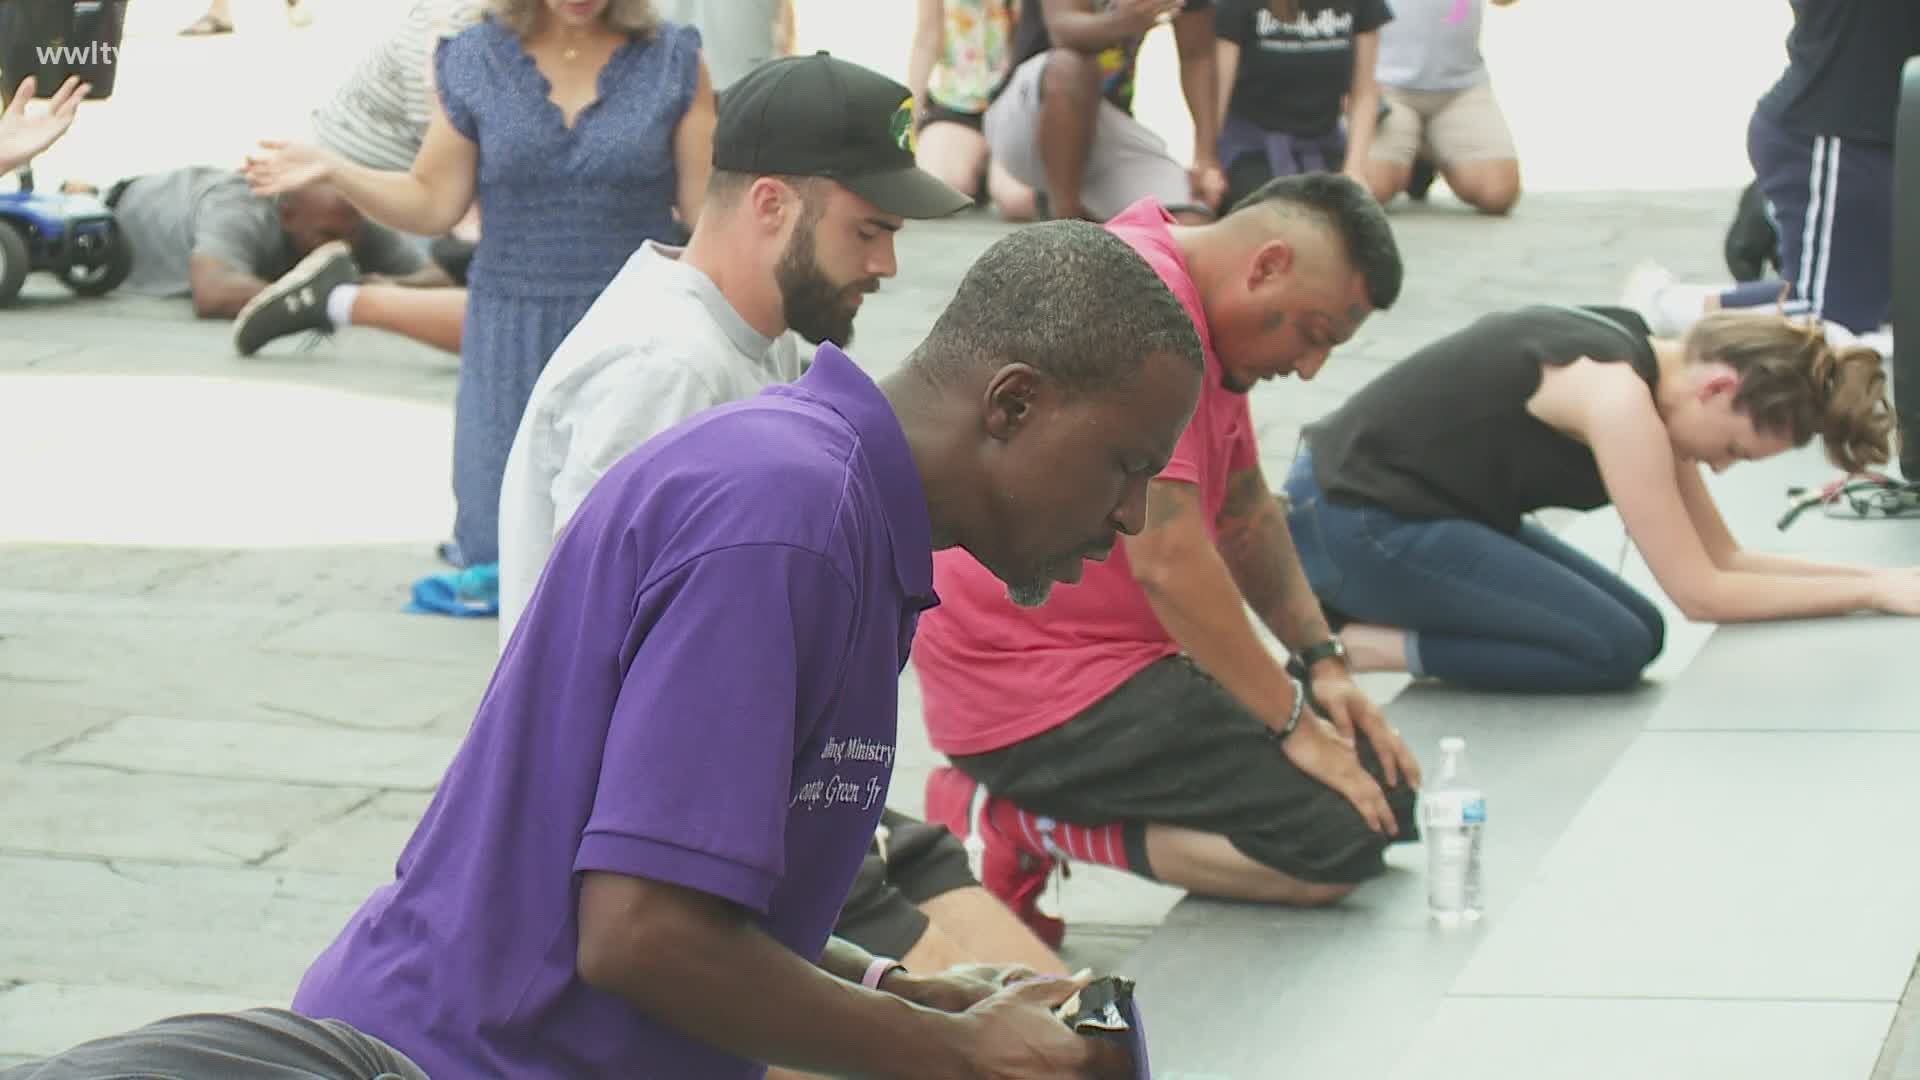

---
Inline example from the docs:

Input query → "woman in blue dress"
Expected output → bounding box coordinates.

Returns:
[245,0,715,569]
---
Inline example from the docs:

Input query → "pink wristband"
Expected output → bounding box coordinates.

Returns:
[862,957,904,990]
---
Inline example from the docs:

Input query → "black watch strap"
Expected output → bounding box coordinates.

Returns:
[1295,637,1346,671]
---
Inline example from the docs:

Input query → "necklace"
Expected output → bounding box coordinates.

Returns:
[562,46,578,60]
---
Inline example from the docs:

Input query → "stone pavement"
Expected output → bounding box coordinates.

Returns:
[3,0,1915,1072]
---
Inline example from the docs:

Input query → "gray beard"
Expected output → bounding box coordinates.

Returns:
[1006,580,1053,608]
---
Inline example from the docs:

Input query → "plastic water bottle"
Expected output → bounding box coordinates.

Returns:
[1423,736,1485,925]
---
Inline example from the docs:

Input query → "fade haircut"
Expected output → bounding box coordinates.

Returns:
[704,170,828,218]
[1230,173,1404,310]
[910,220,1203,396]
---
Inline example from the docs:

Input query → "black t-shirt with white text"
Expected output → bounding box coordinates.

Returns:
[1218,0,1392,135]
[1008,0,1216,116]
[1756,0,1920,146]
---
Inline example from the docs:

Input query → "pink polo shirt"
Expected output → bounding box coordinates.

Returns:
[912,199,1260,756]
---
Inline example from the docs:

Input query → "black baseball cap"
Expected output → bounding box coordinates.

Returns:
[713,52,972,220]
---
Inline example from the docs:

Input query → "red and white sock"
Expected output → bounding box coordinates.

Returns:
[986,799,1132,872]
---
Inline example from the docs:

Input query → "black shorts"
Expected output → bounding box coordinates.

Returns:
[949,656,1418,885]
[918,101,984,134]
[833,809,979,958]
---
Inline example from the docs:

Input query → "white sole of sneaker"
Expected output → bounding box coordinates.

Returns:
[231,240,351,357]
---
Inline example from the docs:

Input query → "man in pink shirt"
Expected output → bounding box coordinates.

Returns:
[913,174,1421,943]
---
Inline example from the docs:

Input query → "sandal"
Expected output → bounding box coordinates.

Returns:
[178,14,234,35]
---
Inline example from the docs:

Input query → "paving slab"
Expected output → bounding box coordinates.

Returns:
[41,715,461,791]
[0,984,266,1060]
[1453,731,1920,1002]
[0,697,117,762]
[0,855,373,1005]
[259,610,500,668]
[1650,617,1920,732]
[0,762,373,866]
[262,792,433,876]
[0,374,455,550]
[1876,960,1920,1080]
[1126,688,1660,1077]
[0,633,486,732]
[1388,998,1895,1080]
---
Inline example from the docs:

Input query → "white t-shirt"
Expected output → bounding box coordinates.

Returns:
[1374,0,1488,93]
[496,241,805,646]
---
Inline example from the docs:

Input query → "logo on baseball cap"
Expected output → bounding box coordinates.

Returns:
[713,52,972,220]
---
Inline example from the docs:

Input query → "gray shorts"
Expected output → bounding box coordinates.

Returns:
[982,52,1203,221]
[0,1008,428,1080]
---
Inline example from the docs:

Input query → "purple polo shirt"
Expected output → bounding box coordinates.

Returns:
[292,345,935,1079]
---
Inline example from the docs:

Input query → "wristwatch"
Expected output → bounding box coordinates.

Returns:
[1293,637,1347,675]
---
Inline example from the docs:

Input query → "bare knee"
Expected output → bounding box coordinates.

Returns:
[987,166,1041,222]
[1444,159,1522,214]
[1365,160,1412,204]
[916,124,989,200]
[1039,47,1102,108]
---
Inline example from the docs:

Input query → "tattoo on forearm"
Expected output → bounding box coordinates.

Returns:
[1217,469,1328,644]
[1146,482,1196,530]
[1216,471,1284,567]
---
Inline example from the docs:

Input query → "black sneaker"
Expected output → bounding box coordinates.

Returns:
[1406,156,1436,201]
[233,241,358,357]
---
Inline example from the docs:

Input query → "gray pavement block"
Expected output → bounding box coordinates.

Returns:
[0,984,267,1060]
[0,633,486,732]
[0,697,117,762]
[1130,901,1480,1080]
[262,792,432,876]
[0,855,369,1003]
[1125,689,1659,1075]
[42,715,461,790]
[1388,999,1894,1080]
[259,610,499,668]
[1650,617,1920,732]
[1876,960,1920,1080]
[1453,730,1920,1002]
[118,548,463,617]
[0,762,373,866]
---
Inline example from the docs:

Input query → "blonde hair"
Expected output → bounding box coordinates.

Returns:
[487,0,657,39]
[1682,310,1895,473]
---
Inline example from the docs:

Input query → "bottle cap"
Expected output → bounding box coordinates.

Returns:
[1440,736,1465,753]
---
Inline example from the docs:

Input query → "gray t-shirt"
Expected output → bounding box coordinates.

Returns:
[111,167,425,298]
[653,0,783,91]
[1375,0,1488,92]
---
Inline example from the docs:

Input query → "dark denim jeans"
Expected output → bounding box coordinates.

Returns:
[1283,451,1666,692]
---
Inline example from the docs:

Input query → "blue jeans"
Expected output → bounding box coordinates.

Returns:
[1283,451,1666,692]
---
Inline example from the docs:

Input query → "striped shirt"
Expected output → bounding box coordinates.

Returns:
[309,0,488,172]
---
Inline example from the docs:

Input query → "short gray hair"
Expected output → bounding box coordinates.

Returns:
[910,220,1203,396]
[487,0,658,39]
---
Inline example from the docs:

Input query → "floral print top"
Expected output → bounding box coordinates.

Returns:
[928,0,1019,114]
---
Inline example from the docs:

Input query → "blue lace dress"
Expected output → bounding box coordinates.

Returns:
[433,15,699,566]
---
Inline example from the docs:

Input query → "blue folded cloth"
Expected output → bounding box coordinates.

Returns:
[406,561,499,618]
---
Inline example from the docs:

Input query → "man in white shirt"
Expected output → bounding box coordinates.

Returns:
[498,53,973,639]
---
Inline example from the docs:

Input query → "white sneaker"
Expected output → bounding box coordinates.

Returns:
[1619,260,1683,336]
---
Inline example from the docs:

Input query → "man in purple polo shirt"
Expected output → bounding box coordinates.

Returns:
[288,219,1207,1073]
